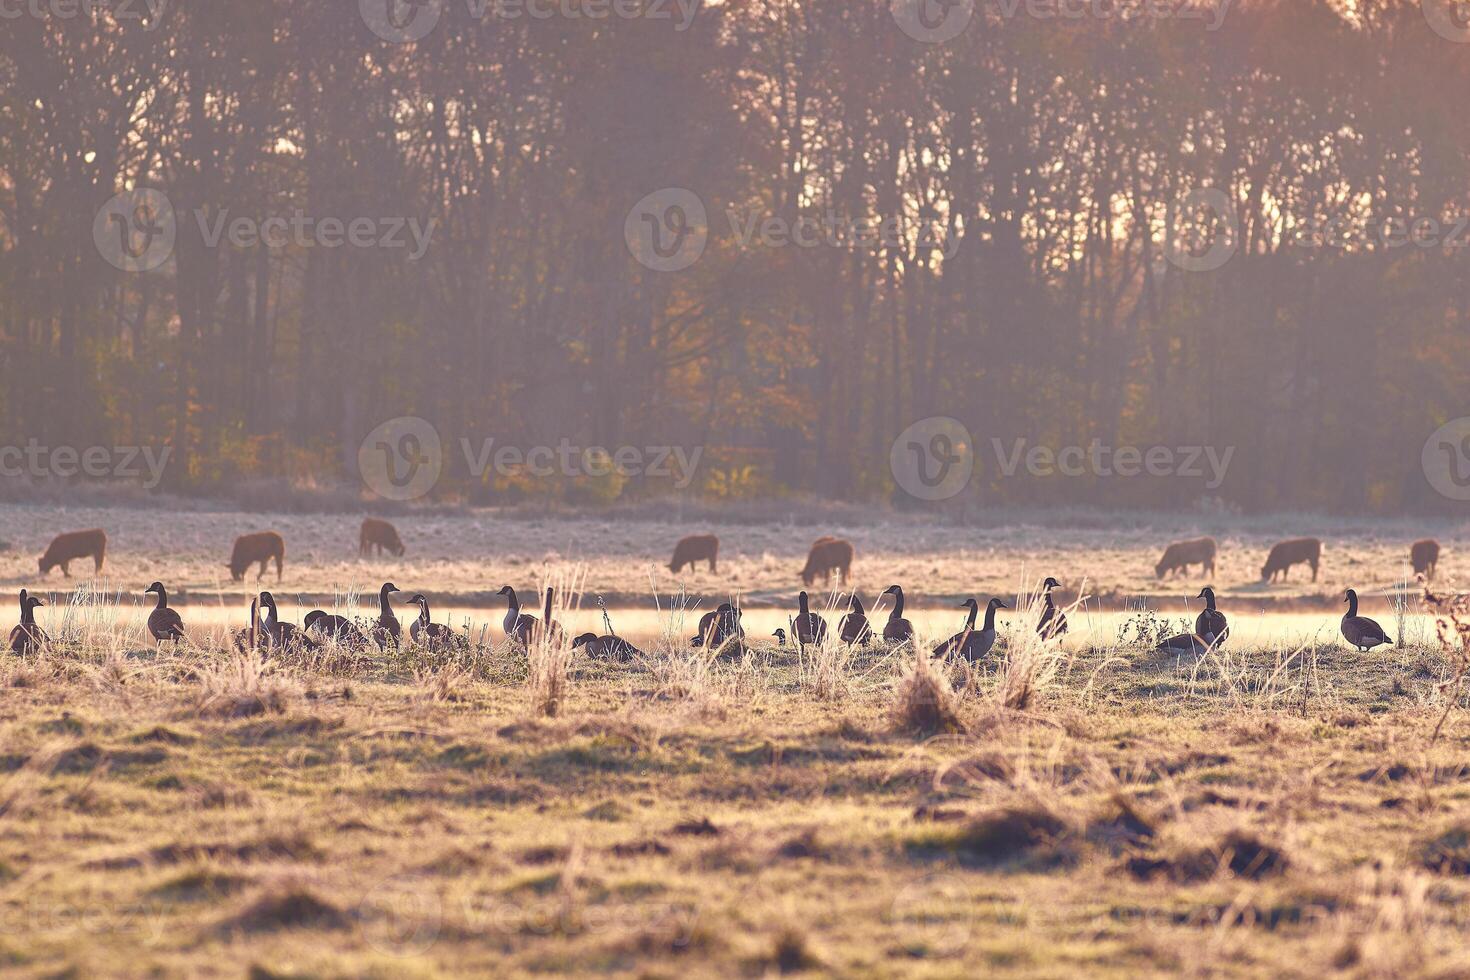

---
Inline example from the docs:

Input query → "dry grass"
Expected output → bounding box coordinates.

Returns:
[3,535,1470,976]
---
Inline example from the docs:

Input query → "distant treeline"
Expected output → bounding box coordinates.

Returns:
[1,0,1468,512]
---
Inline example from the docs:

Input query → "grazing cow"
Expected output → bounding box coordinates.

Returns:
[38,528,107,578]
[1154,537,1217,579]
[1411,539,1440,581]
[800,536,854,587]
[228,531,285,582]
[360,517,406,557]
[669,534,719,574]
[1261,537,1322,583]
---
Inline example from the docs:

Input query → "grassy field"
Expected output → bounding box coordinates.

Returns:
[0,502,1461,612]
[3,575,1470,979]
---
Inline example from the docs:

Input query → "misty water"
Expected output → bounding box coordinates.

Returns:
[28,600,1437,650]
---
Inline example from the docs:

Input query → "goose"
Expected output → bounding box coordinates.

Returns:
[690,603,742,649]
[838,595,873,646]
[9,590,47,655]
[231,597,260,653]
[1342,589,1393,652]
[303,610,367,646]
[1156,632,1215,655]
[880,585,915,647]
[498,586,562,647]
[408,594,457,651]
[1194,587,1228,646]
[571,632,643,661]
[258,592,318,651]
[792,591,828,650]
[934,598,978,657]
[1037,577,1068,640]
[935,597,1006,661]
[370,582,402,649]
[144,582,186,644]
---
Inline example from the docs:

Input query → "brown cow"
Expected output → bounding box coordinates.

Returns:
[38,528,107,578]
[1154,537,1217,579]
[1411,539,1440,581]
[360,517,406,557]
[1261,537,1321,583]
[800,536,854,587]
[228,531,285,582]
[669,534,719,574]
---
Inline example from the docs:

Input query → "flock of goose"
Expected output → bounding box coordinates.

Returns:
[6,577,1397,660]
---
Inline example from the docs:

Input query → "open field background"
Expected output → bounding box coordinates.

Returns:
[0,503,1463,614]
[4,504,1470,977]
[4,600,1470,978]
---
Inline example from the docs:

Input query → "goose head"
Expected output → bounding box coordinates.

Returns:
[882,585,903,599]
[988,598,1009,612]
[959,598,979,612]
[1343,588,1358,604]
[144,582,166,598]
[1042,577,1062,592]
[571,633,597,650]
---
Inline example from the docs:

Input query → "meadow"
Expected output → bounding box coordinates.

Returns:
[2,504,1470,978]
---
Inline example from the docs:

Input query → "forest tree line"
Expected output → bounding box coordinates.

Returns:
[1,0,1468,513]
